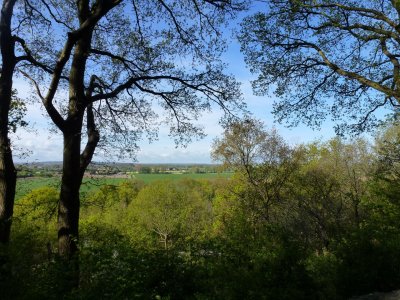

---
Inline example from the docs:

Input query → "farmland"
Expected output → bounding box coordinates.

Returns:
[15,170,232,200]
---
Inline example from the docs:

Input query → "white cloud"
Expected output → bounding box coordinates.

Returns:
[13,127,63,162]
[11,39,339,164]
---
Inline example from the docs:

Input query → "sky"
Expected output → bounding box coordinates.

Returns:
[12,4,338,164]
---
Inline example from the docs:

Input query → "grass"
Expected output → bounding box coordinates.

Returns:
[16,172,232,200]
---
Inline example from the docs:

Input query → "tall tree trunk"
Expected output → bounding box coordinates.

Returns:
[57,119,84,291]
[55,0,122,259]
[0,136,16,244]
[57,4,93,257]
[58,120,84,258]
[57,107,99,258]
[0,0,17,245]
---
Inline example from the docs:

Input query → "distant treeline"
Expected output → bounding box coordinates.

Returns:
[15,163,228,177]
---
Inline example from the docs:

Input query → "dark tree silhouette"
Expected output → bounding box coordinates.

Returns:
[0,0,18,245]
[20,0,247,259]
[239,0,400,134]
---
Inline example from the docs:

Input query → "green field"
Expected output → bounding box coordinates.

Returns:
[16,172,232,199]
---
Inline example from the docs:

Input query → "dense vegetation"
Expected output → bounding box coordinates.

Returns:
[2,120,400,299]
[2,1,400,299]
[14,172,232,200]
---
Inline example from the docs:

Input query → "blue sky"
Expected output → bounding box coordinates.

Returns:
[12,3,339,164]
[13,40,336,164]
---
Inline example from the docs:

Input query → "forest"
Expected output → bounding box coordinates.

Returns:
[3,119,400,299]
[2,0,400,299]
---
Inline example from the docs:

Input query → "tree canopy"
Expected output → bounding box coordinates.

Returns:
[12,0,247,259]
[239,0,400,134]
[20,0,247,154]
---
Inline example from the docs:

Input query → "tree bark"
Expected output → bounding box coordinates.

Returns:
[0,136,16,244]
[57,13,96,258]
[0,0,17,245]
[57,107,99,258]
[57,117,84,291]
[58,123,84,258]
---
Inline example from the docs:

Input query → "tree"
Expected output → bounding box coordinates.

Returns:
[139,166,152,174]
[127,180,211,250]
[239,0,400,134]
[372,118,400,203]
[0,0,57,244]
[117,180,145,208]
[0,0,35,244]
[289,138,372,250]
[0,0,19,245]
[211,118,268,171]
[19,0,246,258]
[212,119,298,222]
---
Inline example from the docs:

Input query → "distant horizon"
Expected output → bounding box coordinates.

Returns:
[10,2,345,165]
[15,161,221,165]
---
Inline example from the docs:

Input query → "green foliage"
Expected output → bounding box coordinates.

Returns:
[373,120,400,204]
[9,89,28,133]
[13,187,58,247]
[127,180,212,250]
[0,187,59,299]
[118,180,145,207]
[5,132,400,299]
[14,187,58,223]
[16,173,231,200]
[139,166,152,174]
[305,252,341,300]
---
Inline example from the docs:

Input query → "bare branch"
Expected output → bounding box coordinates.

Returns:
[19,69,66,130]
